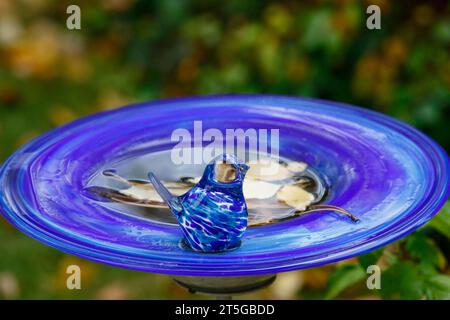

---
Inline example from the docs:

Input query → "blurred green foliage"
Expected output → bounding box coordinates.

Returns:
[0,0,449,299]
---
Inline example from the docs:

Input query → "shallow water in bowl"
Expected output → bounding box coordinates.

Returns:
[85,148,329,227]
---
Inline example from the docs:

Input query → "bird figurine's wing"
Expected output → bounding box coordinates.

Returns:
[148,172,183,214]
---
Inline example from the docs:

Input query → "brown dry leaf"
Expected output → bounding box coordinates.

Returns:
[5,22,61,79]
[0,272,20,299]
[96,282,130,300]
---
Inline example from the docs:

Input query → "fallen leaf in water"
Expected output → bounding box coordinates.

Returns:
[120,181,190,201]
[93,159,319,227]
[247,158,308,181]
[247,159,291,181]
[119,178,282,201]
[243,178,281,199]
[120,185,160,201]
[276,184,315,211]
[287,161,307,173]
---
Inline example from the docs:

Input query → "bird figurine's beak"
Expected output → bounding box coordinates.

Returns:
[240,163,250,173]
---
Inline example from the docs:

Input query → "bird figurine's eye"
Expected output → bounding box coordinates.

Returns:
[214,161,238,183]
[239,163,250,173]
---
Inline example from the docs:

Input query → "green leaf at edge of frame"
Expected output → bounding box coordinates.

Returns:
[324,264,366,300]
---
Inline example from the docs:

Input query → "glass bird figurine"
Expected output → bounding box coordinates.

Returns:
[148,154,249,253]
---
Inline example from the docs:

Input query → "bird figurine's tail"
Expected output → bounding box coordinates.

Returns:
[148,172,182,213]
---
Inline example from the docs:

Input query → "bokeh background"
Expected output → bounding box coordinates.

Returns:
[0,0,449,299]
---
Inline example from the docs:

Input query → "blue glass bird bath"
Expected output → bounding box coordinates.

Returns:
[0,95,448,293]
